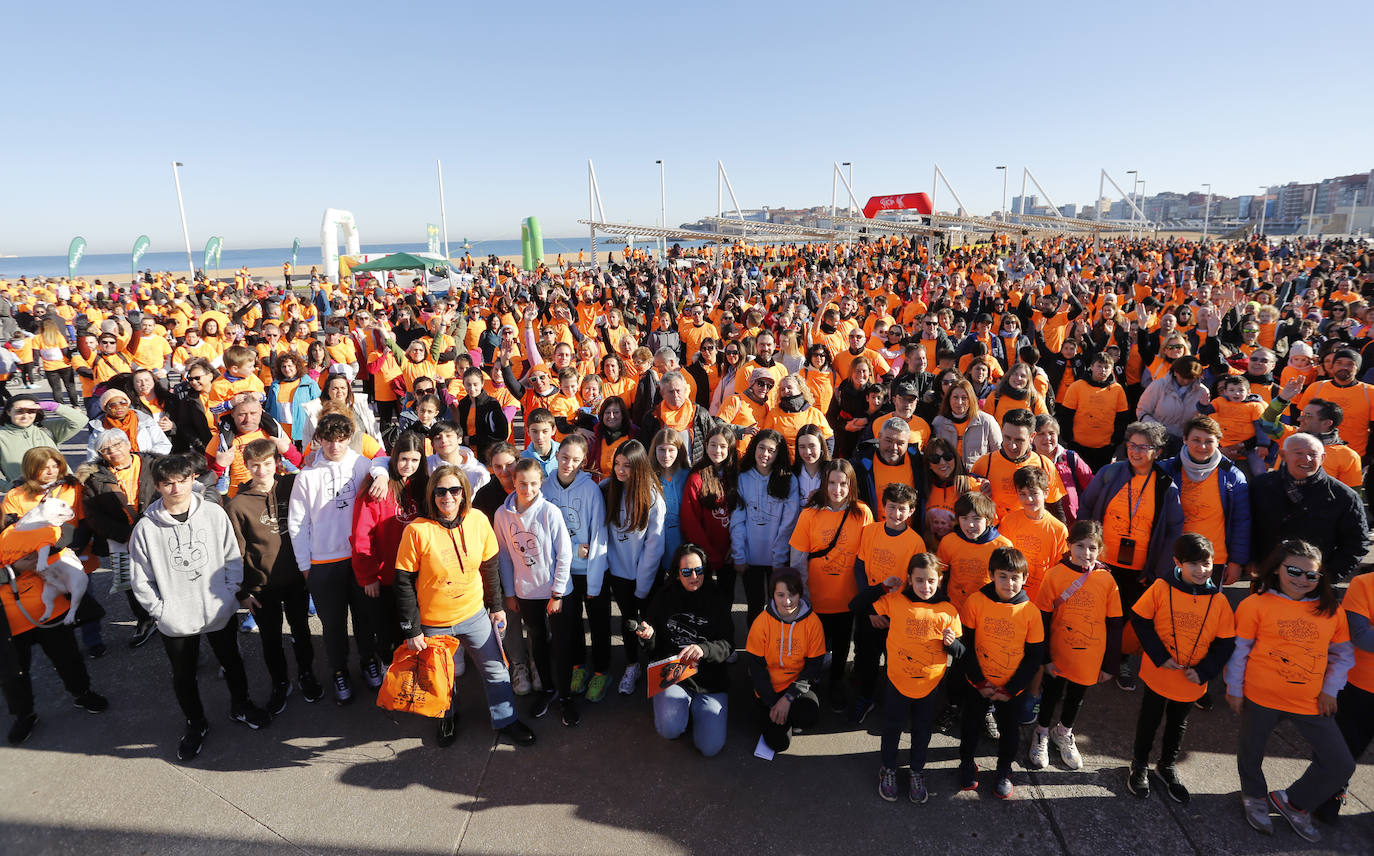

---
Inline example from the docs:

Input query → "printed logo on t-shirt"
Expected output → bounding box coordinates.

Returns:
[169,529,209,580]
[1267,646,1321,684]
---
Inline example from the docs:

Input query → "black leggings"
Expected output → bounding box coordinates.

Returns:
[1,624,90,717]
[1132,684,1192,766]
[517,596,575,698]
[853,620,888,699]
[757,689,820,753]
[881,683,940,770]
[604,575,645,670]
[252,579,315,686]
[743,565,770,626]
[45,368,79,406]
[1038,674,1090,729]
[161,623,249,724]
[566,574,611,673]
[959,692,1021,775]
[817,611,854,690]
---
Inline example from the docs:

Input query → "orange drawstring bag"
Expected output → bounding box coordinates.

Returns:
[377,636,462,718]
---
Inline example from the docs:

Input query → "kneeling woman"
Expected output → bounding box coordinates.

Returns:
[744,570,826,754]
[634,543,734,756]
[394,465,536,748]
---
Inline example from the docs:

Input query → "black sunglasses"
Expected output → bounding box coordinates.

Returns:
[679,566,705,578]
[1283,564,1319,582]
[433,485,464,498]
[928,452,955,463]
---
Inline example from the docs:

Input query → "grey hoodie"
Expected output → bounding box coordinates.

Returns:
[495,491,573,599]
[129,493,244,638]
[540,469,609,594]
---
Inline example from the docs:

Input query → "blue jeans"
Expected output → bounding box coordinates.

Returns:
[653,684,728,756]
[422,609,517,729]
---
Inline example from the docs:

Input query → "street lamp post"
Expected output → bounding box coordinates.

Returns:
[656,159,666,261]
[842,162,853,216]
[1258,185,1268,236]
[1125,170,1138,238]
[171,161,195,281]
[1202,183,1212,241]
[996,166,1007,221]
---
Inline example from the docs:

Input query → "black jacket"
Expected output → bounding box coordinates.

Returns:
[166,382,213,455]
[638,579,734,694]
[453,392,509,459]
[1250,469,1369,580]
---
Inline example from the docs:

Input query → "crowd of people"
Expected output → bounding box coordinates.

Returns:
[0,231,1371,843]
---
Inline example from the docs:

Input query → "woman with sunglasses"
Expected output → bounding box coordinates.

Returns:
[632,543,734,756]
[709,340,750,416]
[919,436,984,547]
[0,394,86,489]
[684,338,721,410]
[800,344,835,416]
[1224,540,1355,842]
[394,465,536,748]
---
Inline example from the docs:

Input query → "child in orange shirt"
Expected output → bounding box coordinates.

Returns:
[997,468,1068,603]
[1029,520,1123,773]
[957,547,1046,799]
[1225,539,1355,842]
[1200,375,1266,473]
[849,483,926,722]
[851,553,963,804]
[1126,533,1236,803]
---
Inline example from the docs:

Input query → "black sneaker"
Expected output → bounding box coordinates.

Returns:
[437,711,459,748]
[333,670,353,705]
[498,719,537,746]
[531,689,557,719]
[1193,691,1214,711]
[73,691,109,714]
[1116,661,1137,691]
[1126,762,1151,798]
[177,719,209,761]
[230,703,271,730]
[362,657,384,690]
[7,713,38,746]
[827,682,846,713]
[299,671,324,703]
[848,695,876,725]
[560,697,581,727]
[129,619,157,648]
[1155,765,1190,804]
[86,643,107,659]
[267,682,291,716]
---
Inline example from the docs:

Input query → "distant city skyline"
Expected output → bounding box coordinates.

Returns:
[2,1,1368,256]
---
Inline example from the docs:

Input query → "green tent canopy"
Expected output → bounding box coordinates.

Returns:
[347,252,450,273]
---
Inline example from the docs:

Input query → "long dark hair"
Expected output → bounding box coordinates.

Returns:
[791,423,831,475]
[604,439,662,532]
[691,424,739,510]
[804,458,859,511]
[1251,539,1338,617]
[386,431,431,508]
[738,428,793,502]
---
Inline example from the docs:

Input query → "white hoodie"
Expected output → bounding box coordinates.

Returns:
[287,448,379,571]
[129,494,243,637]
[494,492,573,599]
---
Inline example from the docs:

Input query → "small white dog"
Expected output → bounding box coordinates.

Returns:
[8,498,87,625]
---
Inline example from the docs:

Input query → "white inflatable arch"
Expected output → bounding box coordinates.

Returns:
[321,208,361,282]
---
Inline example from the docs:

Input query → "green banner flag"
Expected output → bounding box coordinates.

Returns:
[427,224,440,255]
[214,237,224,270]
[131,235,150,274]
[291,237,301,269]
[67,236,86,279]
[203,236,222,272]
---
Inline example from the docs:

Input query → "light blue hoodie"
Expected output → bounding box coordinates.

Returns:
[729,469,801,569]
[541,469,609,595]
[604,486,666,600]
[494,492,573,600]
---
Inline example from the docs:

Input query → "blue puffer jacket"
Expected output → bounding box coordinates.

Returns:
[1155,455,1252,566]
[1079,461,1184,581]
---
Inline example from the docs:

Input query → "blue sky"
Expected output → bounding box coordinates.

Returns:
[3,0,1368,255]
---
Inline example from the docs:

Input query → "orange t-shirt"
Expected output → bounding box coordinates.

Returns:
[1034,563,1123,685]
[960,589,1044,687]
[745,610,827,694]
[392,515,500,628]
[1297,380,1374,456]
[868,457,915,523]
[1341,573,1374,693]
[1235,591,1349,716]
[789,503,874,614]
[1210,396,1265,447]
[1131,578,1236,703]
[856,522,927,586]
[937,530,1015,611]
[1101,471,1156,571]
[997,510,1068,602]
[874,592,960,700]
[1178,469,1229,565]
[1062,380,1128,449]
[970,451,1066,520]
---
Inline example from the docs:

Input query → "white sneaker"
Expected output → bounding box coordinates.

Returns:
[454,647,467,677]
[618,663,641,695]
[1050,725,1082,770]
[510,663,532,696]
[1028,729,1049,769]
